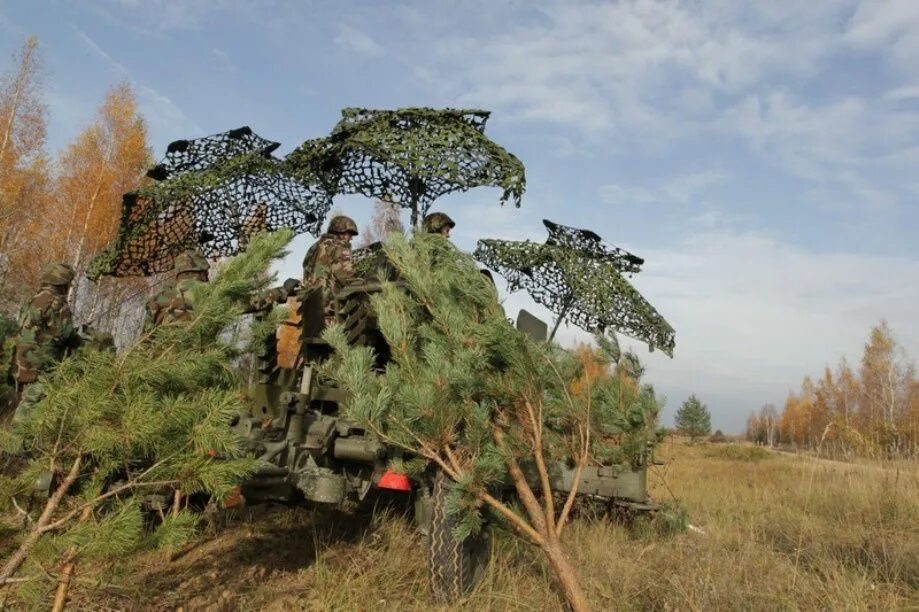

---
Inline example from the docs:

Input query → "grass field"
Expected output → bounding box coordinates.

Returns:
[66,441,919,610]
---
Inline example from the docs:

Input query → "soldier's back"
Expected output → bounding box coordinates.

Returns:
[145,280,196,330]
[13,288,74,383]
[303,234,355,325]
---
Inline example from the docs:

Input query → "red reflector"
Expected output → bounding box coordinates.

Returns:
[377,470,412,492]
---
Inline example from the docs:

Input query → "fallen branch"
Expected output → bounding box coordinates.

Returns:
[51,506,92,612]
[0,576,35,585]
[687,524,707,536]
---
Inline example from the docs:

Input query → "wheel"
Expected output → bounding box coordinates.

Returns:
[425,469,490,603]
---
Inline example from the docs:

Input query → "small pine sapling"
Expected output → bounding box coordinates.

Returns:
[324,233,663,611]
[0,231,292,606]
[675,394,711,444]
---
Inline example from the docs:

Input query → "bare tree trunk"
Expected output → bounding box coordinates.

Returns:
[71,179,105,270]
[50,560,73,612]
[542,537,589,612]
[492,419,590,612]
[502,454,590,612]
[0,40,33,182]
[0,40,32,253]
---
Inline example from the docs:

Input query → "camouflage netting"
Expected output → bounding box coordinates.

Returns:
[89,127,331,278]
[543,219,645,275]
[90,110,526,277]
[286,108,526,225]
[474,220,675,356]
[351,241,386,277]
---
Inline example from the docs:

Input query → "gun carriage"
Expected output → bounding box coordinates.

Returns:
[233,274,658,600]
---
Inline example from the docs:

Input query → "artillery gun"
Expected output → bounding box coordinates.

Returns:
[84,114,670,601]
[232,264,659,601]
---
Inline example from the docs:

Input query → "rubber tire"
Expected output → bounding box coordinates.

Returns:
[426,470,490,603]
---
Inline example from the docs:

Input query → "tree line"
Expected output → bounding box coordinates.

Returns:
[746,321,919,459]
[0,37,156,344]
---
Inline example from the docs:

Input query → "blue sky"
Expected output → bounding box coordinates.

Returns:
[3,0,918,432]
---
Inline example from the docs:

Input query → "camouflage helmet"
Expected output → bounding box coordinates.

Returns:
[327,215,359,236]
[174,249,210,275]
[40,262,75,287]
[423,212,455,234]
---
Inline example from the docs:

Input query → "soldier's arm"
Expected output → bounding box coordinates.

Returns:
[331,243,356,283]
[46,302,76,346]
[245,278,301,313]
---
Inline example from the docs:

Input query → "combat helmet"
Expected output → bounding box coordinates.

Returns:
[174,249,210,275]
[40,262,75,287]
[327,215,359,236]
[422,212,455,234]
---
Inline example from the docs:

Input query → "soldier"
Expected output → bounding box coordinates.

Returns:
[144,249,209,331]
[422,212,455,238]
[8,263,79,421]
[145,249,299,332]
[302,215,359,326]
[11,263,78,392]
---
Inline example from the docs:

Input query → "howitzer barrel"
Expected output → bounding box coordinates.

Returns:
[333,435,385,463]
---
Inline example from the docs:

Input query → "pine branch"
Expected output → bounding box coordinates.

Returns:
[0,455,84,584]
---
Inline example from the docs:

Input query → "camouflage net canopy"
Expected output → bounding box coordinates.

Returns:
[89,127,331,278]
[543,219,644,275]
[474,219,675,356]
[287,108,526,226]
[90,109,526,277]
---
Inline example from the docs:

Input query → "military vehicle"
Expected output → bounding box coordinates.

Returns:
[232,272,659,602]
[81,114,671,602]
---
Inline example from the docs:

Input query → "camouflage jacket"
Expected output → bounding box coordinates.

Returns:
[144,279,292,332]
[302,234,356,322]
[144,278,198,332]
[12,287,77,383]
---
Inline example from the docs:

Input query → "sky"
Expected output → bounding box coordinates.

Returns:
[2,0,918,432]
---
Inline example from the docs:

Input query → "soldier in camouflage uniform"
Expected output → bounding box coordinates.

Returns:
[9,263,79,421]
[11,263,78,390]
[302,215,359,326]
[145,249,300,332]
[144,250,209,331]
[422,212,455,238]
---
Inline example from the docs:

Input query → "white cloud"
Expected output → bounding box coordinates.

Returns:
[846,0,919,70]
[727,92,866,179]
[100,0,214,31]
[335,25,385,58]
[629,227,919,430]
[883,85,919,101]
[73,27,202,138]
[406,0,919,215]
[498,224,919,432]
[135,85,203,140]
[73,26,129,75]
[600,171,725,206]
[425,1,846,138]
[725,89,919,210]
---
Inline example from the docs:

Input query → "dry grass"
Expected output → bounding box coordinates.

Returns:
[46,442,919,610]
